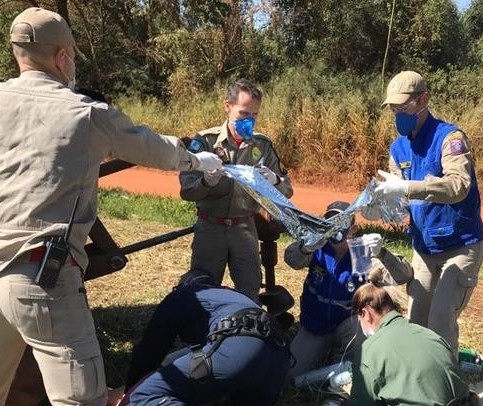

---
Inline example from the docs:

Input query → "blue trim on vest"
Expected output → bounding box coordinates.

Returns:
[390,114,483,254]
[300,244,363,334]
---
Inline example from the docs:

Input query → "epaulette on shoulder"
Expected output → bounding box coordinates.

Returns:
[252,132,272,144]
[197,126,222,137]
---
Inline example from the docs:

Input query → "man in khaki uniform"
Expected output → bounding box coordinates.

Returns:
[362,71,483,355]
[179,79,293,301]
[0,7,222,406]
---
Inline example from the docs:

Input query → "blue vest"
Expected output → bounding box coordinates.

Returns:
[390,114,483,254]
[300,245,363,334]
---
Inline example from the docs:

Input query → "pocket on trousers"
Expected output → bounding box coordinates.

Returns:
[69,340,106,402]
[10,283,55,340]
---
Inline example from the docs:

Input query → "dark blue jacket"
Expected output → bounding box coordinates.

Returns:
[301,244,363,334]
[391,114,483,254]
[126,286,258,389]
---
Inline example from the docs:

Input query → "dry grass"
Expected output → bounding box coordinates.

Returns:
[116,90,483,190]
[86,215,483,403]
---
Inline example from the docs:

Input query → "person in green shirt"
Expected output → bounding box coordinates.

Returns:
[348,283,476,406]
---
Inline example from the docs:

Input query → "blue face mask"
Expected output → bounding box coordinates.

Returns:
[395,112,418,137]
[231,117,255,140]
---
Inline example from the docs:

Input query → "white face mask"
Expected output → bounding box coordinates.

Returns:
[62,54,76,90]
[361,321,375,338]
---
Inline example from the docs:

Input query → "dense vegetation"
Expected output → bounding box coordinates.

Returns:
[2,1,483,187]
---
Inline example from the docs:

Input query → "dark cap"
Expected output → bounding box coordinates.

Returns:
[324,201,350,217]
[178,269,215,287]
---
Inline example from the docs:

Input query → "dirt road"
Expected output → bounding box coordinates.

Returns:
[98,167,359,215]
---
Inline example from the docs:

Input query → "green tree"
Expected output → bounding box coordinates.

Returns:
[400,0,468,70]
[462,0,483,64]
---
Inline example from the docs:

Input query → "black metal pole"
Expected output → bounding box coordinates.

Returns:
[121,226,194,255]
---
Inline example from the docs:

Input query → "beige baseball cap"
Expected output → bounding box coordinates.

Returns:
[383,71,427,105]
[10,7,82,55]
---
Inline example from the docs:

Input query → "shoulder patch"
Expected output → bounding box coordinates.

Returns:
[448,134,468,156]
[188,139,204,153]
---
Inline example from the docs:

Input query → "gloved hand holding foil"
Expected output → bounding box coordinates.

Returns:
[219,165,408,251]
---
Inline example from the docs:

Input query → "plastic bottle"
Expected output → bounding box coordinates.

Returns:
[293,361,351,388]
[329,370,352,387]
[458,348,478,363]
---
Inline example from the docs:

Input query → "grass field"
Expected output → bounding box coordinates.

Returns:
[88,190,483,404]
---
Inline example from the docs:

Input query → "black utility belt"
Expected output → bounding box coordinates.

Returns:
[189,308,289,382]
[208,307,288,349]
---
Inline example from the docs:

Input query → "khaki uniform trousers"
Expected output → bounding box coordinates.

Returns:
[408,240,483,355]
[191,217,261,301]
[0,261,107,406]
[288,315,365,380]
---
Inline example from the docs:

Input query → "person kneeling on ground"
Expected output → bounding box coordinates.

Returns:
[117,269,291,406]
[284,201,413,381]
[347,283,477,405]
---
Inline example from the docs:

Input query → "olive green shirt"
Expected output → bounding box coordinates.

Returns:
[349,311,469,405]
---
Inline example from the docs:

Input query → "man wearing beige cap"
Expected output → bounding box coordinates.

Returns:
[362,70,483,356]
[0,7,222,406]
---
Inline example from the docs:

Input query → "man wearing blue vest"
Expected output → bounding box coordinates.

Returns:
[285,201,413,380]
[363,70,483,355]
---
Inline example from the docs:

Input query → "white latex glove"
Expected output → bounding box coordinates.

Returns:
[361,233,383,257]
[203,169,222,187]
[374,170,409,197]
[360,205,383,221]
[191,151,222,172]
[255,165,279,185]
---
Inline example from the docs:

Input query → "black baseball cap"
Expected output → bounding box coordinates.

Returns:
[324,201,351,217]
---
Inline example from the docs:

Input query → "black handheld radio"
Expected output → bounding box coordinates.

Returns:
[35,196,80,289]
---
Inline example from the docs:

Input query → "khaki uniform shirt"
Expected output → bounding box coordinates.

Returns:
[0,71,197,272]
[179,121,293,217]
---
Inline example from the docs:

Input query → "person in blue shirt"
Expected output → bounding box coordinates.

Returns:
[284,201,413,380]
[117,269,291,406]
[363,70,483,355]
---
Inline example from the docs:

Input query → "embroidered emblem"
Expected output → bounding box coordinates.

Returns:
[252,147,262,161]
[188,139,203,153]
[400,161,411,169]
[449,138,467,155]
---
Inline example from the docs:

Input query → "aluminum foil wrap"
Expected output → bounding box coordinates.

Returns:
[222,165,407,251]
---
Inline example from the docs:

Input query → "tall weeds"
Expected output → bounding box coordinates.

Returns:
[114,68,483,189]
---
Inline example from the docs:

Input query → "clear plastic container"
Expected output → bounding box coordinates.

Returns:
[347,236,372,281]
[293,361,351,387]
[329,370,352,387]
